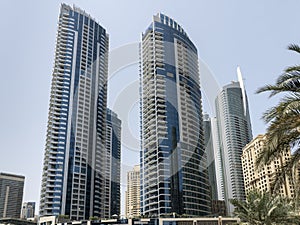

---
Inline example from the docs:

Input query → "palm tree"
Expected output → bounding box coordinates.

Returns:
[256,44,300,197]
[230,189,300,225]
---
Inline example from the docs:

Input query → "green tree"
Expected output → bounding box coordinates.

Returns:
[256,44,300,198]
[230,189,300,225]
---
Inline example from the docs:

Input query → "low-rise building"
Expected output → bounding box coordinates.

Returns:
[21,202,35,220]
[0,172,25,218]
[242,134,295,197]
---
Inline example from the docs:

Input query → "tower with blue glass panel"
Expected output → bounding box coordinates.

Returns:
[140,13,211,217]
[104,108,121,218]
[39,4,109,220]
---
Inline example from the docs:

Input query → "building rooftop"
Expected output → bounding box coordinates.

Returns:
[0,172,25,180]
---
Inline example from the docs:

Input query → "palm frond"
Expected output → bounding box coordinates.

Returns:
[270,154,300,195]
[231,189,300,224]
[288,44,300,54]
[285,65,300,73]
[262,94,300,123]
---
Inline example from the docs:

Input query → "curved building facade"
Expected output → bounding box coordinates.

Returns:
[39,4,109,220]
[215,70,252,215]
[140,13,210,217]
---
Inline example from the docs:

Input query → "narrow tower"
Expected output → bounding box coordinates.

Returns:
[215,67,252,214]
[39,4,109,220]
[103,109,121,218]
[140,13,211,217]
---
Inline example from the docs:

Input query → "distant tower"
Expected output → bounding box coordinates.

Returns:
[0,172,25,218]
[203,115,227,216]
[103,109,121,218]
[210,117,225,201]
[21,202,36,219]
[39,4,109,220]
[215,67,252,214]
[140,13,211,217]
[125,165,141,218]
[203,114,218,200]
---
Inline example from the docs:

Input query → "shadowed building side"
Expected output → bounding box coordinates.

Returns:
[103,109,121,218]
[0,172,25,219]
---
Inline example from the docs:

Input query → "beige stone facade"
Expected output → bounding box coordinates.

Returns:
[126,165,141,218]
[242,134,295,197]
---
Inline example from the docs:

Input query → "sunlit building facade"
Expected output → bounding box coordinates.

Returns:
[140,13,210,217]
[125,165,141,218]
[39,4,109,220]
[215,68,252,214]
[242,134,295,198]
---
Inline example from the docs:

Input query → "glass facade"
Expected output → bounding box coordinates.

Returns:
[215,80,252,215]
[203,114,218,201]
[140,13,210,217]
[104,109,121,218]
[39,4,109,220]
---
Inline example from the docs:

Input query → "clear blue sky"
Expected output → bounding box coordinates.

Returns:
[0,0,299,215]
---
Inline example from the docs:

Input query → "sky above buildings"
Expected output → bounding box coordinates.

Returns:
[0,0,300,215]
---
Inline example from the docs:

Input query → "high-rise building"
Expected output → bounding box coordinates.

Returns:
[140,13,211,217]
[0,172,25,218]
[203,116,225,202]
[242,134,295,197]
[203,115,227,216]
[21,202,36,219]
[210,117,225,201]
[215,67,252,214]
[203,114,218,201]
[125,165,141,219]
[39,4,109,220]
[102,109,121,218]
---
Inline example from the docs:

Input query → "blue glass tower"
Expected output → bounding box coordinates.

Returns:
[103,109,121,218]
[39,4,109,220]
[140,13,211,217]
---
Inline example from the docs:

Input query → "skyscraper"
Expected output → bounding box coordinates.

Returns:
[215,67,252,214]
[203,115,227,216]
[140,13,210,217]
[125,165,141,219]
[203,114,218,201]
[0,172,25,218]
[210,117,225,201]
[39,4,109,220]
[103,109,121,218]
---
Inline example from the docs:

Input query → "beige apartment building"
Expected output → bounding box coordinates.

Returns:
[241,134,295,197]
[125,165,141,218]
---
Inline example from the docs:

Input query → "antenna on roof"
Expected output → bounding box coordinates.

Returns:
[237,66,247,116]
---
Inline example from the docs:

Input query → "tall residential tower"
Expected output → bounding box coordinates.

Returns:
[39,4,109,220]
[215,67,252,214]
[103,109,121,218]
[140,13,211,217]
